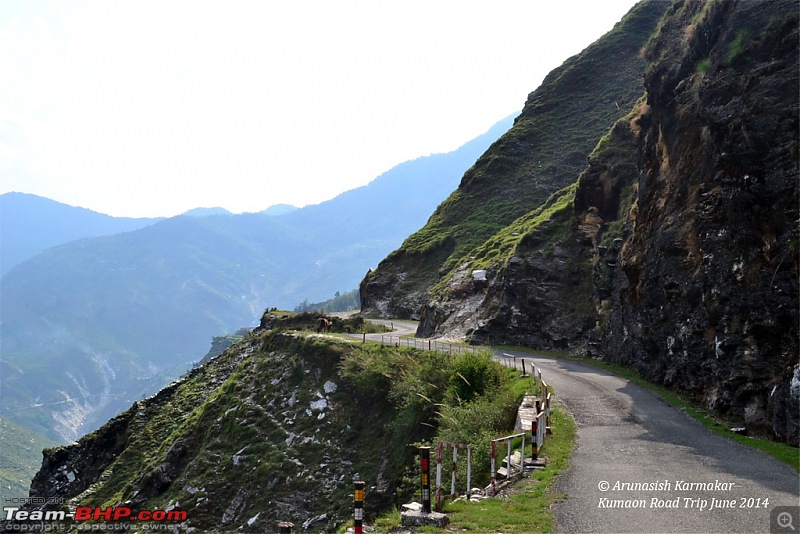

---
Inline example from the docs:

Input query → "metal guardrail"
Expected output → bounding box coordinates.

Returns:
[435,442,472,511]
[489,432,527,496]
[488,354,553,495]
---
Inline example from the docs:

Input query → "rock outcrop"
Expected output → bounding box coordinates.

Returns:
[17,327,424,532]
[605,0,799,444]
[367,0,799,444]
[359,0,672,319]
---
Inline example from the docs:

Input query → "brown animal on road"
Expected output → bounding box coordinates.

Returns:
[316,317,333,333]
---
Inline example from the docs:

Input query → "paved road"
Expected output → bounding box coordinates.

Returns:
[352,320,797,531]
[500,351,799,534]
[367,319,418,338]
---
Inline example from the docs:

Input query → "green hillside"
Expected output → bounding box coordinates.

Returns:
[362,0,799,445]
[24,317,526,531]
[0,418,57,504]
[360,0,670,319]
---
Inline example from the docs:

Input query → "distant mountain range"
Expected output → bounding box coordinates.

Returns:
[0,193,162,276]
[0,113,515,446]
[0,196,303,276]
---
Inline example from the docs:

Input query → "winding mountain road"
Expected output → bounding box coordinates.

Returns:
[349,321,797,531]
[500,350,799,534]
[366,319,419,338]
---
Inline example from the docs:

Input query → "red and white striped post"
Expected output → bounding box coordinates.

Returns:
[545,392,552,432]
[490,439,497,496]
[531,416,539,459]
[435,443,472,510]
[451,446,458,499]
[353,481,365,534]
[278,521,294,533]
[420,446,431,513]
[435,443,444,511]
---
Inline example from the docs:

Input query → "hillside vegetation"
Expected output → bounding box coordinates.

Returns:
[0,418,57,505]
[362,0,799,444]
[22,317,526,532]
[360,0,671,319]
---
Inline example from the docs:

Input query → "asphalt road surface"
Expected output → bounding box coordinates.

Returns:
[351,319,798,532]
[500,351,799,534]
[368,319,419,337]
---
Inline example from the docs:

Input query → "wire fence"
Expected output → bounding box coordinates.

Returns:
[367,334,479,355]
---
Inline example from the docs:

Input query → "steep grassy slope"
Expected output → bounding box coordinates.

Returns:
[359,0,671,319]
[19,318,522,532]
[428,105,644,346]
[0,418,57,505]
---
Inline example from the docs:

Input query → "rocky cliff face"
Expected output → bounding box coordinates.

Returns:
[605,0,799,444]
[396,0,799,444]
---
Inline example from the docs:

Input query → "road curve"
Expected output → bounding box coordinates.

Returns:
[500,351,799,534]
[367,319,419,337]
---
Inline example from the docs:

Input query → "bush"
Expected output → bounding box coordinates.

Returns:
[447,351,504,404]
[434,385,520,486]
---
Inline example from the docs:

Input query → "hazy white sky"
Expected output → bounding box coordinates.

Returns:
[0,0,638,218]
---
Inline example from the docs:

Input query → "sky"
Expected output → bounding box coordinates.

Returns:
[0,0,639,218]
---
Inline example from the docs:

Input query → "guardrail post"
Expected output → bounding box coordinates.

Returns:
[521,358,526,376]
[435,443,443,511]
[546,392,552,433]
[507,439,512,478]
[490,440,497,496]
[420,446,431,513]
[451,446,458,498]
[353,481,365,534]
[466,445,472,497]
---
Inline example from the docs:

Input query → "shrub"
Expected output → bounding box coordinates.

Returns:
[447,351,504,404]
